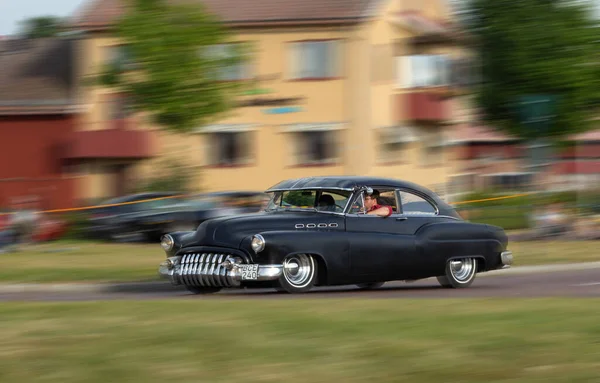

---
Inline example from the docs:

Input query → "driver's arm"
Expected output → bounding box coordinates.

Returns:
[367,206,393,217]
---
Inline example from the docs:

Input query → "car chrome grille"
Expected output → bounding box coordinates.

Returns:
[175,253,238,287]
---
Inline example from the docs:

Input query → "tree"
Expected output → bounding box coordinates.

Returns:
[18,16,63,38]
[458,0,600,143]
[94,0,250,134]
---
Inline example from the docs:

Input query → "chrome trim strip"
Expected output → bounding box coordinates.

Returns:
[501,250,513,268]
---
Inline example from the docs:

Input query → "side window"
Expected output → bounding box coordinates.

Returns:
[399,190,437,215]
[377,190,399,213]
[348,188,400,214]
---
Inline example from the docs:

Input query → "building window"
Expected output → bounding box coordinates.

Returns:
[106,94,132,120]
[203,43,251,81]
[206,132,253,166]
[420,129,445,166]
[376,126,417,163]
[104,45,135,69]
[288,40,341,80]
[290,131,338,166]
[396,54,450,88]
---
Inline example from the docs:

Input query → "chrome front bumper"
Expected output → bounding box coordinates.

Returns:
[158,253,283,288]
[500,250,513,269]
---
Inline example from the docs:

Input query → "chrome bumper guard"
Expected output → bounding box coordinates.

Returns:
[500,250,513,269]
[158,253,283,288]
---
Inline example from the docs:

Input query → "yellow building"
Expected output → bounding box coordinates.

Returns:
[68,0,474,200]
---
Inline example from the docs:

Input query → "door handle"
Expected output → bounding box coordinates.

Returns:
[396,216,407,221]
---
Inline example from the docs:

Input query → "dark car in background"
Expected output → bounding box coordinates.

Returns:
[125,191,270,242]
[86,192,183,241]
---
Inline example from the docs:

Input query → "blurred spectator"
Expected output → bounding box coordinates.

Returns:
[10,196,40,247]
[0,211,15,254]
[530,203,571,238]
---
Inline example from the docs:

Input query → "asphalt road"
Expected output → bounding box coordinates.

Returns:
[1,267,600,301]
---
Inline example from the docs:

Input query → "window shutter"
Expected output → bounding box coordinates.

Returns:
[327,40,342,78]
[286,42,301,80]
[397,56,413,88]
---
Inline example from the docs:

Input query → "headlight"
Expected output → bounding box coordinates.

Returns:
[251,234,265,253]
[160,234,174,252]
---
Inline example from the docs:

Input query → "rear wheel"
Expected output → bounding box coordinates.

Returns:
[437,257,478,288]
[185,286,222,295]
[277,254,317,294]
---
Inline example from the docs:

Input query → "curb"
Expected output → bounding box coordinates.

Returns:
[481,261,600,276]
[0,281,185,294]
[1,262,600,294]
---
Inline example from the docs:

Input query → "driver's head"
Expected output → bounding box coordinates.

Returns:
[364,189,380,210]
[318,194,335,211]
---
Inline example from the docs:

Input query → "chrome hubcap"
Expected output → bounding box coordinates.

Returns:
[449,258,476,282]
[282,254,314,288]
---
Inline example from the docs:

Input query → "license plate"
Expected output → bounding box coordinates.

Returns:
[240,264,259,280]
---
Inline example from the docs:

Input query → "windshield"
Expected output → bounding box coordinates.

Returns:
[266,189,352,213]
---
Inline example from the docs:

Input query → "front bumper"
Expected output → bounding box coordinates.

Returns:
[158,253,283,288]
[500,250,513,269]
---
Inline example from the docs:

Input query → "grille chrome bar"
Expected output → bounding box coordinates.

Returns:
[175,252,240,288]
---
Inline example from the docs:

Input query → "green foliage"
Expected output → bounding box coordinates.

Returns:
[91,0,251,134]
[59,212,91,240]
[460,0,600,143]
[18,16,62,38]
[134,158,192,193]
[283,191,316,207]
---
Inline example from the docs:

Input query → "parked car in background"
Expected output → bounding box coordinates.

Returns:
[32,214,66,242]
[157,176,513,294]
[86,192,183,241]
[125,191,270,242]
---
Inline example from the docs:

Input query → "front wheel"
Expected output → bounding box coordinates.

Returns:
[185,286,222,295]
[277,254,317,294]
[437,257,478,288]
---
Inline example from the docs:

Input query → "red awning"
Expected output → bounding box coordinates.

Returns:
[63,127,155,160]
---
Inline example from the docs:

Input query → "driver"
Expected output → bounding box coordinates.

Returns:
[362,189,393,217]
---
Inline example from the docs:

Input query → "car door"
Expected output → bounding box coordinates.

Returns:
[345,189,424,280]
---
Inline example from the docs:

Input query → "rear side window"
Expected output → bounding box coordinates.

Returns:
[399,190,437,215]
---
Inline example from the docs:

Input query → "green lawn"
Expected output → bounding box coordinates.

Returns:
[0,240,162,283]
[0,239,599,284]
[0,299,598,382]
[509,241,600,266]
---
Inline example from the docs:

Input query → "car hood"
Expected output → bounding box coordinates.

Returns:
[184,210,346,248]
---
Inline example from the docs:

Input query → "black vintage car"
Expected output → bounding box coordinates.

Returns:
[157,176,513,294]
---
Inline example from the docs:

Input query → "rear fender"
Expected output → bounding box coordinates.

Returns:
[416,221,506,273]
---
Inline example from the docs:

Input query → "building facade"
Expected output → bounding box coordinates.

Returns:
[67,0,474,199]
[0,36,157,209]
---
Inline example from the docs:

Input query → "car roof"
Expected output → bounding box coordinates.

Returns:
[266,176,433,194]
[266,176,459,217]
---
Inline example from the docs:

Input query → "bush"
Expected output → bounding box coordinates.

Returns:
[59,211,91,240]
[134,158,192,193]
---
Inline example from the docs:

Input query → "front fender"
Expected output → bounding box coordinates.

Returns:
[242,230,350,282]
